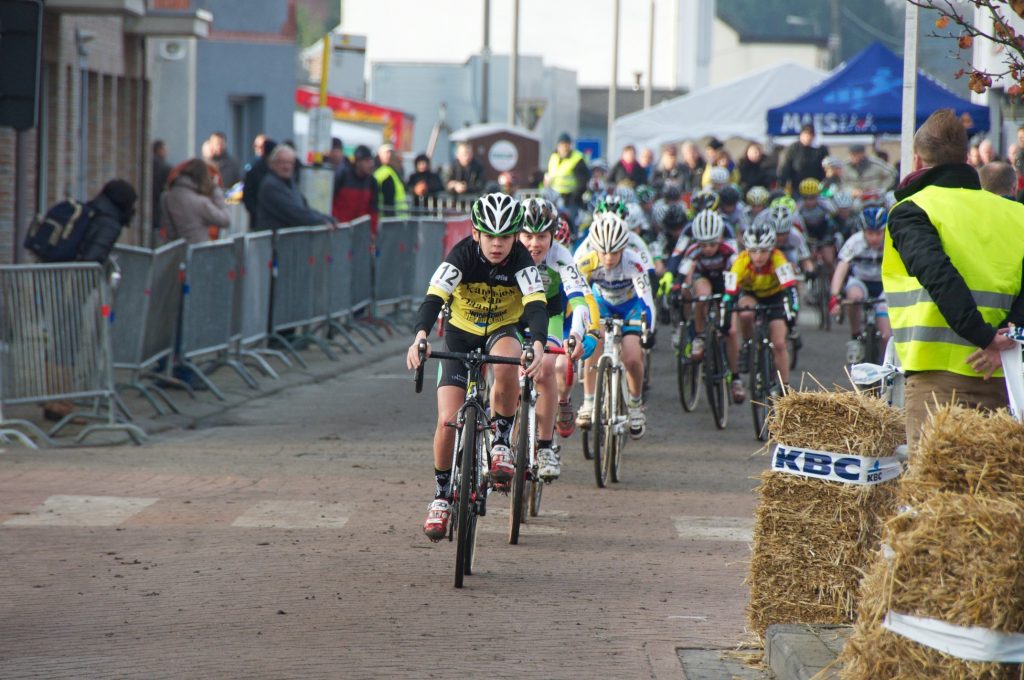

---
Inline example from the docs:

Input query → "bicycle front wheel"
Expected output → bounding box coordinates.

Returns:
[750,340,768,441]
[705,329,729,430]
[677,323,701,412]
[454,407,478,588]
[529,470,543,517]
[609,370,626,484]
[593,357,611,488]
[813,270,830,331]
[509,385,530,545]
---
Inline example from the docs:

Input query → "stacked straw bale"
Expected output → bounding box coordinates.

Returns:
[840,405,1024,679]
[747,390,905,639]
[840,494,1024,679]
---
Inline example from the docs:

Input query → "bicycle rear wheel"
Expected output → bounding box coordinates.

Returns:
[454,407,478,588]
[813,269,830,331]
[593,357,611,488]
[864,322,880,365]
[509,384,530,545]
[705,329,729,430]
[642,347,652,396]
[677,322,701,412]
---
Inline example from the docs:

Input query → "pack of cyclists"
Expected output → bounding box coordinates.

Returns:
[408,151,895,540]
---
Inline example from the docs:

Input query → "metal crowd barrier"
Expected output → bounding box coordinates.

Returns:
[414,219,447,297]
[179,240,260,400]
[110,241,189,415]
[321,221,370,353]
[0,263,146,447]
[235,231,289,377]
[406,193,475,218]
[347,217,386,341]
[270,226,336,365]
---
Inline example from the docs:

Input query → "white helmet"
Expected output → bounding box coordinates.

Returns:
[709,166,730,185]
[830,190,854,210]
[471,192,524,235]
[589,212,630,253]
[690,209,724,243]
[746,185,771,208]
[763,207,792,234]
[743,219,777,250]
[624,203,648,232]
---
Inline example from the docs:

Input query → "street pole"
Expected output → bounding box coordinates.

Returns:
[75,29,94,201]
[508,0,519,126]
[829,0,841,69]
[481,0,490,123]
[900,2,918,180]
[644,0,654,110]
[608,0,620,154]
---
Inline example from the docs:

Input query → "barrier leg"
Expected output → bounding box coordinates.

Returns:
[117,380,169,416]
[112,392,135,422]
[179,359,228,401]
[347,318,378,344]
[327,320,363,354]
[297,327,339,361]
[239,350,280,379]
[268,332,309,369]
[0,420,54,448]
[247,346,292,370]
[222,356,260,390]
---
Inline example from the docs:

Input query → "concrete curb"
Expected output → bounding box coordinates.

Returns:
[765,624,849,680]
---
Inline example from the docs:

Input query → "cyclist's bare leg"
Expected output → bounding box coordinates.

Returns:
[737,294,757,343]
[877,313,892,344]
[433,385,466,470]
[555,353,569,399]
[846,284,865,336]
[621,335,644,399]
[535,347,559,441]
[769,318,791,385]
[820,244,837,276]
[488,334,522,416]
[693,277,712,334]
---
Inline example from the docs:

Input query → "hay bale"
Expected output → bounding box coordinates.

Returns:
[899,404,1024,506]
[747,390,906,639]
[840,493,1024,679]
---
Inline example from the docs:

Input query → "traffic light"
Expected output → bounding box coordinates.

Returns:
[0,0,43,131]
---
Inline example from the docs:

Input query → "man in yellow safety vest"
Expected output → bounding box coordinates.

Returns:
[882,108,1024,449]
[545,132,590,213]
[374,143,408,218]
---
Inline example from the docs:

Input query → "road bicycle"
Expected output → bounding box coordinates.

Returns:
[736,302,789,442]
[413,341,526,588]
[674,285,702,414]
[841,296,886,368]
[806,238,836,332]
[521,337,577,519]
[697,293,730,430]
[582,313,650,488]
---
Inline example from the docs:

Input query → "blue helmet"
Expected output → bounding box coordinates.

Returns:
[860,206,888,231]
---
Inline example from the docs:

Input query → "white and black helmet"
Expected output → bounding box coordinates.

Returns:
[746,185,771,208]
[471,192,525,235]
[691,209,725,243]
[709,166,730,185]
[520,197,558,233]
[624,203,648,232]
[589,212,630,253]
[743,219,777,251]
[830,190,854,210]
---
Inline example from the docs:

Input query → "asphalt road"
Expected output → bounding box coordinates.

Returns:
[0,312,851,679]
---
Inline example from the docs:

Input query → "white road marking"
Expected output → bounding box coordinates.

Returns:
[4,495,159,527]
[667,615,708,621]
[672,516,753,542]
[231,500,349,529]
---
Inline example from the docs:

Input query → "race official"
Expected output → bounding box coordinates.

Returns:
[883,109,1024,449]
[545,132,589,211]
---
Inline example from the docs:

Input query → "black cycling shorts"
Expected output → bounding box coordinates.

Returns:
[738,290,790,323]
[437,324,522,389]
[693,274,726,297]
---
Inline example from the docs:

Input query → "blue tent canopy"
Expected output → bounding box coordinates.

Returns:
[767,42,989,136]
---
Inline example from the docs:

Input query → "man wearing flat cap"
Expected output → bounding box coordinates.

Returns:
[845,143,898,199]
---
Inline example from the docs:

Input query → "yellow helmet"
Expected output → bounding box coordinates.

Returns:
[798,178,821,197]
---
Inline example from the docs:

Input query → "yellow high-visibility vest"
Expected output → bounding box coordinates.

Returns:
[882,184,1024,377]
[547,150,584,195]
[374,164,408,217]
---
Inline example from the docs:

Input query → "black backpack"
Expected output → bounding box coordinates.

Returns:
[23,199,96,262]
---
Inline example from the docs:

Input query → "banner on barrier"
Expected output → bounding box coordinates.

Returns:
[772,443,903,485]
[442,217,472,255]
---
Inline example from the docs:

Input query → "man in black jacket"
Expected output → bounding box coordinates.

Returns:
[79,180,137,264]
[256,144,334,230]
[778,124,829,192]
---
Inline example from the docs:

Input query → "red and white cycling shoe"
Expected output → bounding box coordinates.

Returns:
[489,444,515,484]
[555,399,576,438]
[423,499,451,542]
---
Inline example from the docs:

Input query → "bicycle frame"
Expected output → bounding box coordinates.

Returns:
[598,317,630,439]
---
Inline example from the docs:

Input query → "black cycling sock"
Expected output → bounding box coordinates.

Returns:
[493,413,514,446]
[538,439,553,450]
[434,467,452,499]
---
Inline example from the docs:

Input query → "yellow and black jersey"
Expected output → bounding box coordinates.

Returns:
[415,236,548,341]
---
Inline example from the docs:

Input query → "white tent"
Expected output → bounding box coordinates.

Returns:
[612,61,827,154]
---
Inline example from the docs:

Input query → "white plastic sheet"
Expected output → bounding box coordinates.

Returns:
[884,611,1024,663]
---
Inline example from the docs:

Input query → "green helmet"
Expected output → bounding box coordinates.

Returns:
[595,196,629,219]
[471,192,524,235]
